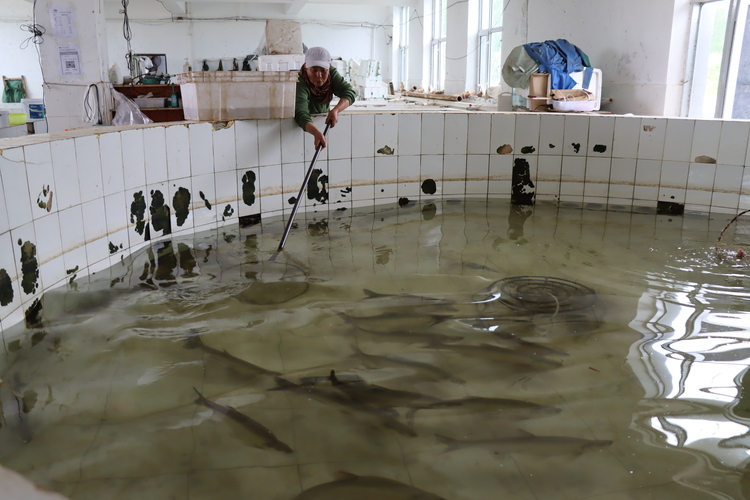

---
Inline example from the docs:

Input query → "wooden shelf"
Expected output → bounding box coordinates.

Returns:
[113,84,184,123]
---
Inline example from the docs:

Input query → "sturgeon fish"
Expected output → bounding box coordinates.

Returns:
[435,431,612,456]
[184,335,279,377]
[424,342,562,368]
[193,388,293,453]
[407,395,561,421]
[329,370,459,409]
[350,345,464,383]
[294,472,447,500]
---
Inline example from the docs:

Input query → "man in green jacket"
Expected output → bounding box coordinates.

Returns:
[295,46,357,149]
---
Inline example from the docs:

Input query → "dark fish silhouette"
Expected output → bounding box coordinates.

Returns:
[407,396,561,422]
[329,370,458,409]
[435,431,612,456]
[183,335,279,377]
[193,388,292,453]
[424,342,562,368]
[350,345,464,383]
[294,471,447,499]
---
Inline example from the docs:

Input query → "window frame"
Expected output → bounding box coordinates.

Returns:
[477,0,503,88]
[397,6,410,88]
[430,0,447,91]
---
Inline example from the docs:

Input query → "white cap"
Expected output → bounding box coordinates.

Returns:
[305,47,331,69]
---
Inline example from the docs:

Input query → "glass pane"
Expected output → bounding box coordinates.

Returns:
[478,35,489,87]
[490,31,503,86]
[730,4,750,118]
[690,0,729,117]
[440,40,446,90]
[492,0,503,28]
[480,0,490,30]
[441,0,447,37]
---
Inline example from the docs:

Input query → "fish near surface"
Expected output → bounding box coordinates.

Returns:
[294,472,447,500]
[435,430,612,456]
[350,345,464,383]
[183,334,279,378]
[407,396,561,421]
[273,377,416,437]
[193,388,293,453]
[329,370,456,409]
[425,342,562,369]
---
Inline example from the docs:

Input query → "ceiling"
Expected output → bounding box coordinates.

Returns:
[128,0,411,17]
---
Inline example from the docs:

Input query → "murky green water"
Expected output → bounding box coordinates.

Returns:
[2,198,750,499]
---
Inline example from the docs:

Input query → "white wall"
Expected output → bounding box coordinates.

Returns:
[0,0,44,101]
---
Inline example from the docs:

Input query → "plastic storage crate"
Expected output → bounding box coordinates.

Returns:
[177,71,298,121]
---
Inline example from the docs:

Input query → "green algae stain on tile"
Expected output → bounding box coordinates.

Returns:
[24,297,43,328]
[307,169,329,203]
[0,268,13,306]
[18,240,39,295]
[222,204,234,222]
[242,171,257,206]
[150,190,172,235]
[108,242,123,254]
[173,187,191,227]
[130,191,147,236]
[199,191,212,210]
[178,242,198,277]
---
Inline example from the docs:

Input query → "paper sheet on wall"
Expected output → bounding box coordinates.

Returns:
[58,45,82,77]
[50,6,77,41]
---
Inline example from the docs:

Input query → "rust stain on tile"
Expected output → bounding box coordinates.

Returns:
[694,155,716,164]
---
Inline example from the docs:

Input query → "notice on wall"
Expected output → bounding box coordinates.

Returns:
[58,45,82,77]
[49,6,77,41]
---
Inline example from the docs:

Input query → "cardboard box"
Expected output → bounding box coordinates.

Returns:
[178,71,298,120]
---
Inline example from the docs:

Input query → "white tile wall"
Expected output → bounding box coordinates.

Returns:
[691,120,722,162]
[167,181,195,234]
[166,125,191,180]
[11,221,38,295]
[352,114,376,158]
[638,118,667,161]
[663,119,695,162]
[562,115,589,156]
[538,114,565,156]
[6,112,750,335]
[718,121,750,166]
[467,114,491,155]
[214,123,238,172]
[121,129,146,191]
[398,114,421,156]
[0,231,22,313]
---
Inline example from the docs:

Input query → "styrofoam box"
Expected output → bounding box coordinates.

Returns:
[177,71,298,120]
[257,54,304,71]
[0,110,9,129]
[21,98,45,121]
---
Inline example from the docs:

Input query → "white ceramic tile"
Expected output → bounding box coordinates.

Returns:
[375,156,398,199]
[420,153,443,184]
[257,120,283,167]
[718,121,750,166]
[464,155,488,197]
[10,221,37,298]
[444,114,468,155]
[587,116,615,157]
[58,204,85,259]
[562,115,589,156]
[51,139,81,210]
[143,127,168,185]
[99,133,125,197]
[514,113,540,155]
[352,114,376,158]
[189,122,215,176]
[560,156,585,197]
[659,161,689,204]
[213,123,238,173]
[0,231,22,314]
[121,129,146,191]
[281,161,304,203]
[191,173,218,229]
[1,147,32,230]
[536,155,562,199]
[584,157,611,198]
[280,118,304,165]
[421,113,444,155]
[612,116,641,159]
[397,156,420,198]
[375,114,399,156]
[235,120,260,169]
[491,113,515,155]
[213,170,237,224]
[327,158,349,210]
[166,125,191,180]
[712,164,744,211]
[258,164,282,200]
[634,158,662,190]
[237,167,262,218]
[260,193,283,216]
[324,114,350,161]
[0,172,7,235]
[637,118,666,161]
[24,142,57,215]
[488,154,512,196]
[32,211,62,280]
[538,114,565,155]
[740,167,750,210]
[104,191,129,242]
[467,114,491,154]
[443,155,467,195]
[686,162,716,206]
[398,114,421,156]
[352,157,375,203]
[691,120,722,163]
[662,119,695,162]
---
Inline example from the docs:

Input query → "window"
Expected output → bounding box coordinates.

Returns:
[478,0,504,88]
[397,6,409,87]
[685,0,750,118]
[430,0,447,90]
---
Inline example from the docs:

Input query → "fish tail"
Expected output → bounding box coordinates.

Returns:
[329,369,342,386]
[271,376,297,391]
[192,387,207,405]
[434,433,458,451]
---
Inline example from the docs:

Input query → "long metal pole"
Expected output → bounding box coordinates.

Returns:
[276,123,330,252]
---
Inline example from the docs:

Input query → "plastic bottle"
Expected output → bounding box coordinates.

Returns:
[170,85,178,108]
[183,58,192,73]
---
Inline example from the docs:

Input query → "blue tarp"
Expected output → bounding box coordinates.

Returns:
[522,39,591,90]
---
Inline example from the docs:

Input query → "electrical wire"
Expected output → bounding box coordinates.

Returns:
[122,0,133,72]
[19,22,45,49]
[83,84,103,125]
